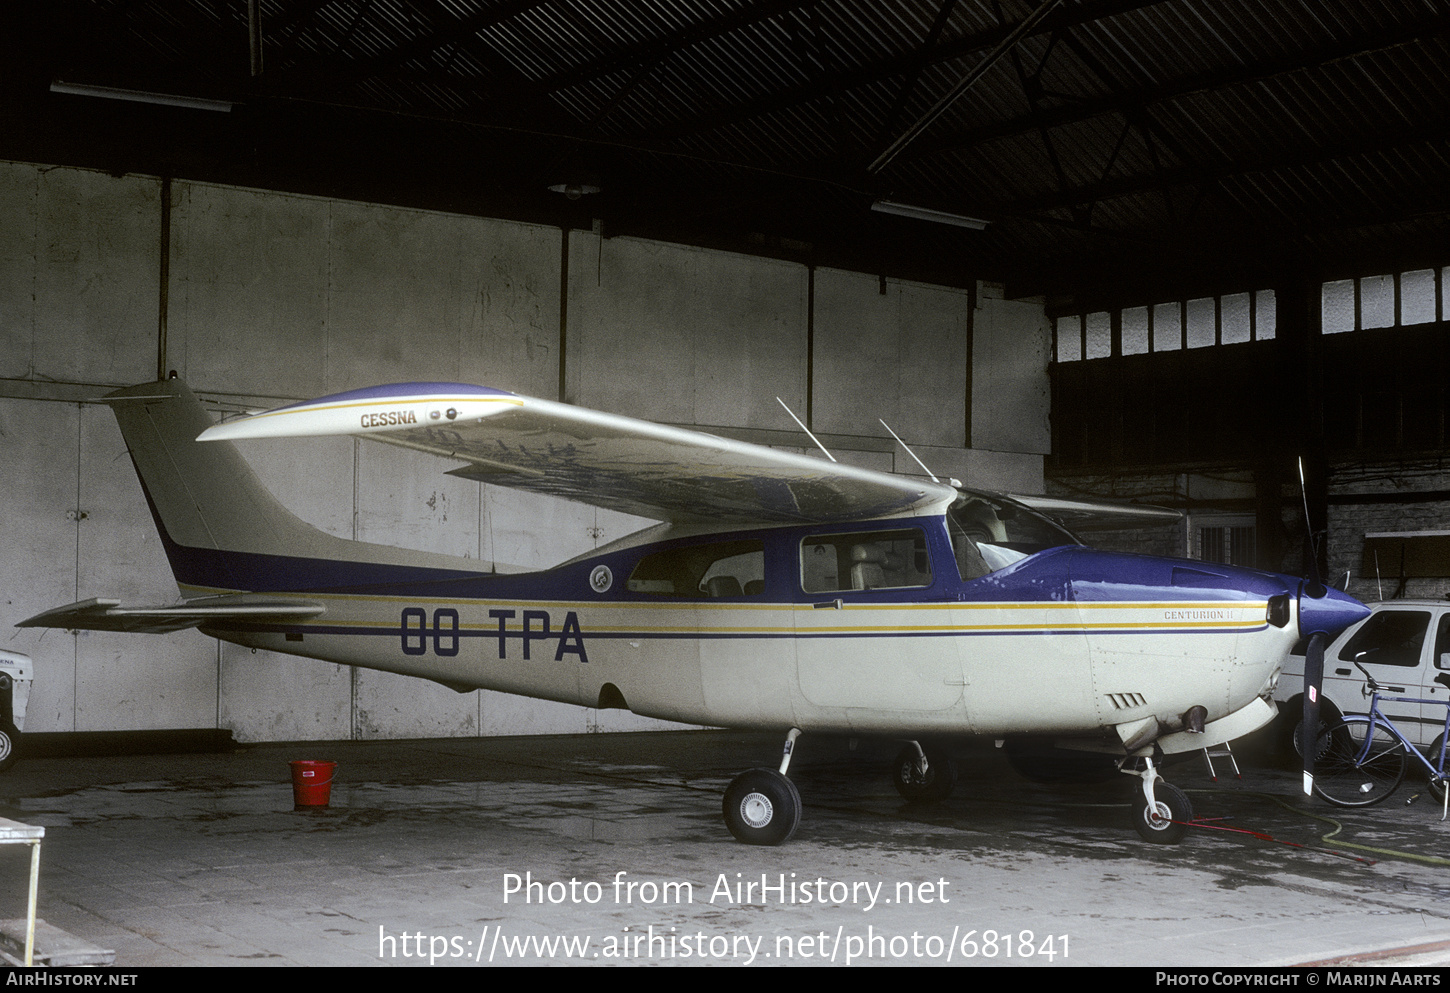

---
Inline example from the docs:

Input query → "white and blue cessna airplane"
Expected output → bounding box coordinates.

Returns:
[21,379,1368,845]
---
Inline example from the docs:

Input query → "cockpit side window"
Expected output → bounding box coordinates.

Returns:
[947,492,1078,582]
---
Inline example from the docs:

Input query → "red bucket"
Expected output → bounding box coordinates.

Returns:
[289,760,337,808]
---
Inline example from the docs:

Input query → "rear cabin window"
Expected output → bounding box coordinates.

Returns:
[627,540,765,598]
[800,529,931,594]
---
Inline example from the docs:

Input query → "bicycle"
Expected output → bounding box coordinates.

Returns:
[1310,659,1450,815]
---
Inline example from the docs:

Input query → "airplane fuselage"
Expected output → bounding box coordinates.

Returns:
[21,379,1374,844]
[198,516,1303,743]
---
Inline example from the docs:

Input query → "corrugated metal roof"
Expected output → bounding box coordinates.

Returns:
[13,0,1450,302]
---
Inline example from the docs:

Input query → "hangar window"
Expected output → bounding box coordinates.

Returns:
[801,529,931,593]
[628,540,765,598]
[1322,268,1443,334]
[1192,515,1256,567]
[1053,289,1277,362]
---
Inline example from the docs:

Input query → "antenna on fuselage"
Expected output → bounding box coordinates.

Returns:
[879,419,939,483]
[776,398,836,463]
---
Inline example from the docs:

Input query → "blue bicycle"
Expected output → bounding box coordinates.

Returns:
[1311,660,1450,809]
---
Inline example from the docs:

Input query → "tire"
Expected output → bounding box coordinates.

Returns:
[892,744,957,802]
[1311,716,1407,807]
[723,769,802,846]
[1003,736,1119,784]
[1288,700,1342,762]
[1132,781,1192,844]
[1429,733,1448,805]
[0,722,21,773]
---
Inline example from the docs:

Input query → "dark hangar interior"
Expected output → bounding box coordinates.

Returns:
[9,0,1450,585]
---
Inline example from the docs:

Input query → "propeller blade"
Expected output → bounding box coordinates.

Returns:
[1301,629,1327,795]
[1298,458,1326,599]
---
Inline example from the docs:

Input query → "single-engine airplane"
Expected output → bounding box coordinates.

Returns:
[21,379,1369,844]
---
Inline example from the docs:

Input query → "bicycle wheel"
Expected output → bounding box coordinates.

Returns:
[1312,716,1408,807]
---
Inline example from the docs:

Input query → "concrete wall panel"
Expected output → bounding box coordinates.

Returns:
[0,398,79,732]
[219,645,353,742]
[74,403,216,731]
[484,486,631,571]
[354,668,478,740]
[0,164,158,385]
[565,234,807,429]
[232,436,357,540]
[0,163,38,380]
[480,691,587,736]
[169,184,331,398]
[972,286,1051,454]
[323,204,560,395]
[355,444,482,559]
[812,270,968,448]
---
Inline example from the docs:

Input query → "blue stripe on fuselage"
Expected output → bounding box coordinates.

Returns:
[148,500,1292,611]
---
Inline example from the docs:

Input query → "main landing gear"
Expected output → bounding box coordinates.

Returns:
[722,732,963,845]
[723,729,803,845]
[721,732,1192,845]
[891,741,957,803]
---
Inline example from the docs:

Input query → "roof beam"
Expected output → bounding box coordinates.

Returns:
[904,15,1450,163]
[651,0,1169,140]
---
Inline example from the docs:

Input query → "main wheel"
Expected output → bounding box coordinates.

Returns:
[1288,700,1341,762]
[1311,716,1407,807]
[723,769,802,846]
[1132,781,1192,844]
[892,744,957,802]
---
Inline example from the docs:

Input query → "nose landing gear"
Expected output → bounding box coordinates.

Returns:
[1130,756,1193,844]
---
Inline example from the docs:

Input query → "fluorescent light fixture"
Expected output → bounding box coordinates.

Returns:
[871,199,988,230]
[50,80,234,113]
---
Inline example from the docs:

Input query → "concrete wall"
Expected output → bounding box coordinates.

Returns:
[0,160,1051,742]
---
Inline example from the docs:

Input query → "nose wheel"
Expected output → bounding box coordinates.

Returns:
[1130,757,1192,844]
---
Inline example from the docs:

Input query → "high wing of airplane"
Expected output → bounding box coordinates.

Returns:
[20,379,1369,846]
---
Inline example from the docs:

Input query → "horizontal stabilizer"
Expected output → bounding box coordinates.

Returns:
[1007,494,1182,532]
[18,596,324,634]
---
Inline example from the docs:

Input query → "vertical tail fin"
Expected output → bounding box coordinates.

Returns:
[106,380,486,596]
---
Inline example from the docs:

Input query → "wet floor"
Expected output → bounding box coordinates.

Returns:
[1,729,1449,967]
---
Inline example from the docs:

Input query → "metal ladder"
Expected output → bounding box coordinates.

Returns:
[1200,742,1241,781]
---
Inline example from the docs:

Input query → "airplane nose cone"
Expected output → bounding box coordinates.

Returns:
[1298,583,1370,639]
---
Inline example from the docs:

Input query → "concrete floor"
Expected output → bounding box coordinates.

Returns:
[2,729,1450,967]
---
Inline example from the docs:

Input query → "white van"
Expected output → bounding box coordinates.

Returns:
[1276,599,1450,755]
[0,650,31,771]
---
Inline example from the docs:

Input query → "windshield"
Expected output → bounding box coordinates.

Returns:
[947,490,1080,581]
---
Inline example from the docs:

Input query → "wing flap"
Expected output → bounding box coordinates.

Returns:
[201,383,957,525]
[18,596,325,634]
